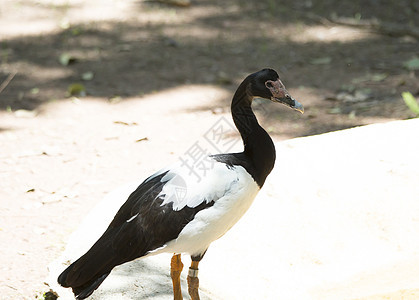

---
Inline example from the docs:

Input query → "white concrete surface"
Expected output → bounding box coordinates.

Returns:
[47,119,419,299]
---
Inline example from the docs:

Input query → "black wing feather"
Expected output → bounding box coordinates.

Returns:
[58,171,214,299]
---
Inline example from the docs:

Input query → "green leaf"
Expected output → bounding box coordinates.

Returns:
[403,57,419,71]
[71,28,81,36]
[402,92,419,116]
[81,71,94,81]
[352,73,387,84]
[30,87,40,94]
[59,53,76,66]
[327,107,342,114]
[310,57,332,65]
[67,83,86,97]
[371,73,387,82]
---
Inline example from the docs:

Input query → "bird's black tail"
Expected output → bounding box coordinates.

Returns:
[57,229,127,299]
[58,264,110,299]
[57,248,114,299]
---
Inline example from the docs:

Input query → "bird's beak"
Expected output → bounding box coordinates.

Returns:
[266,79,304,114]
[285,97,304,114]
[272,96,304,114]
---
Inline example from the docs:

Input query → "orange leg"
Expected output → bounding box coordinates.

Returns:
[187,260,200,300]
[171,254,183,300]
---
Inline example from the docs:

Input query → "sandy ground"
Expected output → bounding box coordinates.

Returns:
[46,118,419,299]
[1,0,418,299]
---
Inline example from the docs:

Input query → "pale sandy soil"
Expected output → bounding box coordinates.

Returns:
[0,0,418,299]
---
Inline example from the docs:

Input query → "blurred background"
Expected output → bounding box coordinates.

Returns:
[1,0,418,136]
[0,0,418,299]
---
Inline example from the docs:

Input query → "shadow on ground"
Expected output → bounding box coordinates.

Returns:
[0,0,417,137]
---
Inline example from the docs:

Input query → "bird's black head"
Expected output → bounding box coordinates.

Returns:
[248,68,304,114]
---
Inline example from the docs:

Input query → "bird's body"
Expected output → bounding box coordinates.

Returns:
[58,68,304,299]
[152,160,260,258]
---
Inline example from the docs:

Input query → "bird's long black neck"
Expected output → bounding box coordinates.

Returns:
[231,83,276,187]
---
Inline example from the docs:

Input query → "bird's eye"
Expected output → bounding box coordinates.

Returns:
[265,81,274,89]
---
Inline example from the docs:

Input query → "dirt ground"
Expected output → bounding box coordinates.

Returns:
[0,0,418,299]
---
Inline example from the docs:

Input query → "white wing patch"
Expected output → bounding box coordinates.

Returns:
[147,164,260,258]
[157,158,240,211]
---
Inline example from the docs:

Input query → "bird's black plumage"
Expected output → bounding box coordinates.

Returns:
[58,171,214,299]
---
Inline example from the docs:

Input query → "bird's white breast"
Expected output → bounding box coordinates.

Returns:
[158,164,260,257]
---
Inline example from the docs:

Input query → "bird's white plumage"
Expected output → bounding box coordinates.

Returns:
[156,158,245,211]
[148,159,260,257]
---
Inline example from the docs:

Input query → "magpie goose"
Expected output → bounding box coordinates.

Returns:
[57,68,304,300]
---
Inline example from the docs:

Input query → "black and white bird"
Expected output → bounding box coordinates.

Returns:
[57,68,304,300]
